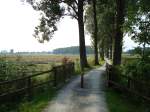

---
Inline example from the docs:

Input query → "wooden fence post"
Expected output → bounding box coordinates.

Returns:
[128,77,131,89]
[27,77,32,100]
[72,63,75,75]
[68,64,71,78]
[69,63,72,78]
[66,64,69,79]
[107,64,113,87]
[63,65,66,83]
[53,67,57,87]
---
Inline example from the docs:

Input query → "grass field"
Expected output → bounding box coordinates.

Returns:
[0,54,97,74]
[0,54,80,62]
[0,54,80,75]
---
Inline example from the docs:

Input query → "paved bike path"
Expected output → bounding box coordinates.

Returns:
[43,65,108,112]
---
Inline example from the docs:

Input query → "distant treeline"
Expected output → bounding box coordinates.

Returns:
[52,46,94,54]
[0,46,94,55]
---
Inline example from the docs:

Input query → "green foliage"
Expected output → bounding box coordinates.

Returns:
[122,58,150,96]
[125,0,150,47]
[0,58,20,81]
[0,86,57,112]
[111,65,123,82]
[18,87,56,112]
[124,59,150,81]
[131,20,150,45]
[26,0,90,43]
[0,56,36,81]
[110,56,150,97]
[29,0,65,43]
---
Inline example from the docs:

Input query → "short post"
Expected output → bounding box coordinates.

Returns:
[81,71,84,88]
[80,61,85,88]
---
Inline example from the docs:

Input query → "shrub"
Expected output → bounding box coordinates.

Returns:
[124,59,150,81]
[123,58,150,96]
[61,57,72,65]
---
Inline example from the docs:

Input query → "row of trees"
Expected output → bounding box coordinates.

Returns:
[86,0,125,65]
[85,0,150,64]
[25,0,150,68]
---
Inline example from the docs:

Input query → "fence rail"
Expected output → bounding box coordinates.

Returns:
[106,62,150,101]
[0,62,75,102]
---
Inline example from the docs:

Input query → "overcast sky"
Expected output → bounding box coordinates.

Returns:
[0,0,138,52]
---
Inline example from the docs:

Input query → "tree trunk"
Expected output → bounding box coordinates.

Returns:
[113,0,125,65]
[93,0,99,65]
[78,0,89,69]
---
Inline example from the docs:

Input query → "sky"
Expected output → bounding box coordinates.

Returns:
[0,0,138,52]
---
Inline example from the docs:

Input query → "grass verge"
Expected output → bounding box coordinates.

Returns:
[18,87,57,112]
[106,88,150,112]
[0,86,57,112]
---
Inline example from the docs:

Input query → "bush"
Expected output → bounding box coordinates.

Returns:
[123,58,150,96]
[124,59,150,81]
[61,56,72,65]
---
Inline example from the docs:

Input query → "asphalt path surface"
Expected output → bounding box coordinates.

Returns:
[43,65,108,112]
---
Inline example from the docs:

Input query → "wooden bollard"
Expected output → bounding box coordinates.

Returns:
[81,71,84,88]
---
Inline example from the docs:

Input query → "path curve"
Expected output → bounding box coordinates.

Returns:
[43,65,108,112]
